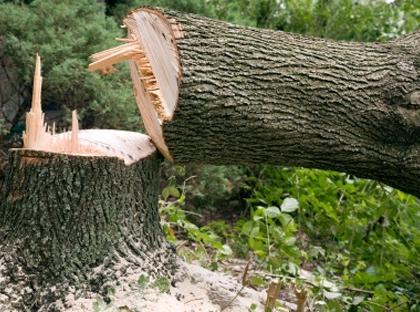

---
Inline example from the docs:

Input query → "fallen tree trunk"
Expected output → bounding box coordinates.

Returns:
[0,56,177,311]
[90,8,420,197]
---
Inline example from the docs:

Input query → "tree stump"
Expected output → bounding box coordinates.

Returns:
[0,130,177,311]
[90,7,420,198]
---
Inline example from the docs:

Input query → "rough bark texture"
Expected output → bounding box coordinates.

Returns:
[0,149,176,311]
[141,9,420,197]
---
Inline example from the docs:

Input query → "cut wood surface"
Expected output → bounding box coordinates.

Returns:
[90,8,420,197]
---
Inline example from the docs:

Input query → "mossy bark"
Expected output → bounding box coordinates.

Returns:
[0,149,176,311]
[136,9,420,197]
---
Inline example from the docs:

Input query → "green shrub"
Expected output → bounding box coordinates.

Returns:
[241,166,420,310]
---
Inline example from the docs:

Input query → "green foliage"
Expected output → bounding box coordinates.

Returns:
[241,167,420,310]
[0,0,139,133]
[137,274,149,289]
[151,277,171,293]
[237,205,301,266]
[162,167,420,310]
[136,274,170,293]
[268,0,418,41]
[160,182,234,266]
[162,164,246,212]
[108,0,418,41]
[248,303,258,311]
[107,0,212,21]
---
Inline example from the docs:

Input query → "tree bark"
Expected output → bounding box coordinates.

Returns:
[109,8,420,197]
[0,133,177,311]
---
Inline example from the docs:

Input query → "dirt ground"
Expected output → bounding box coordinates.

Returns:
[61,260,296,312]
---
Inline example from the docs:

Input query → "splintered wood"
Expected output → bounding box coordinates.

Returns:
[71,110,80,153]
[124,9,181,120]
[88,9,183,161]
[88,37,166,120]
[23,54,44,149]
[89,41,142,74]
[23,55,155,165]
[23,54,83,154]
[88,9,182,121]
[168,19,184,39]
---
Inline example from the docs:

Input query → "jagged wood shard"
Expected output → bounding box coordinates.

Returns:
[90,7,420,198]
[23,55,157,164]
[89,8,183,161]
[23,53,44,149]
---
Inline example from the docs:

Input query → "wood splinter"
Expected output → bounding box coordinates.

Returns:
[89,8,183,161]
[23,54,159,164]
[23,53,86,155]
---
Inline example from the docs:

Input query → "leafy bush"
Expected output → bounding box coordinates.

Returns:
[241,166,420,310]
[161,167,420,310]
[162,163,246,213]
[160,183,234,267]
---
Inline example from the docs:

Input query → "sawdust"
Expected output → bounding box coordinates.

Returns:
[60,260,295,312]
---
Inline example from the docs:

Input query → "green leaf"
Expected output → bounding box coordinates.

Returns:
[241,221,254,235]
[162,186,181,200]
[281,197,299,213]
[250,225,260,238]
[210,261,218,271]
[265,206,281,218]
[253,215,264,221]
[219,244,233,256]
